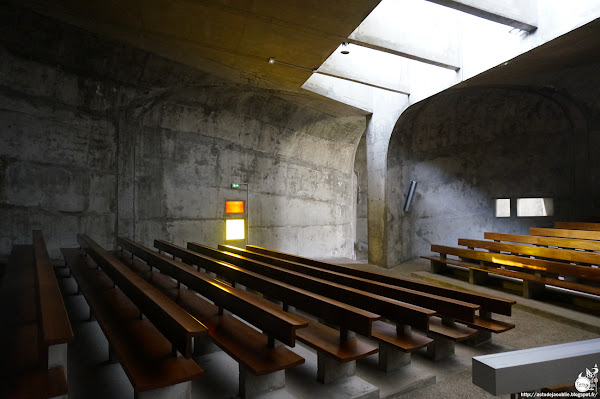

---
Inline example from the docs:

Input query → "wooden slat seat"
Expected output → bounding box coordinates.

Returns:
[221,244,479,324]
[428,317,477,342]
[290,311,378,362]
[77,234,207,359]
[370,321,433,352]
[530,227,600,241]
[245,244,515,318]
[484,232,600,252]
[62,247,205,394]
[458,238,600,268]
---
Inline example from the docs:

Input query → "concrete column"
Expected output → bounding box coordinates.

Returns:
[378,341,411,372]
[366,91,409,267]
[48,343,68,377]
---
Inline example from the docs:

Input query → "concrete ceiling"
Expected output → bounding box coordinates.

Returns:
[13,0,381,115]
[456,17,600,90]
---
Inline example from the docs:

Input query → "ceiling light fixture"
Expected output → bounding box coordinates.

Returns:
[340,42,350,55]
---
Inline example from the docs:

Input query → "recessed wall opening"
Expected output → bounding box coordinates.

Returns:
[517,198,554,217]
[495,198,511,217]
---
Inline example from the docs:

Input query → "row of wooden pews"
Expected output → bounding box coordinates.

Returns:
[60,233,517,398]
[147,239,514,387]
[1,231,73,399]
[423,221,600,300]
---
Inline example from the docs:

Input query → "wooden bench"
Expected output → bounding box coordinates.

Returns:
[116,237,306,396]
[473,338,600,397]
[458,238,600,266]
[62,234,207,399]
[425,244,600,298]
[0,230,73,399]
[530,227,600,241]
[554,221,600,231]
[153,240,386,379]
[485,232,600,252]
[186,242,474,363]
[243,245,514,341]
[221,245,486,355]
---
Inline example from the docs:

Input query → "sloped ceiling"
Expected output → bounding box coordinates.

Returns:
[11,0,381,115]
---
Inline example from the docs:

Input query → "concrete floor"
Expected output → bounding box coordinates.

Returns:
[57,257,600,399]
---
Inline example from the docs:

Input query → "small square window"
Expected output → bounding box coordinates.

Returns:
[517,198,554,217]
[495,198,511,217]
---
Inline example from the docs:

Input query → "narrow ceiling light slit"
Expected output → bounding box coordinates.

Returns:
[267,57,409,95]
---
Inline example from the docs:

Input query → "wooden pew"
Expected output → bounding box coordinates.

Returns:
[485,232,600,252]
[244,245,514,336]
[117,238,306,396]
[425,245,600,298]
[153,240,388,378]
[187,242,473,362]
[222,245,479,323]
[222,245,496,349]
[63,234,206,399]
[530,227,600,241]
[458,238,600,266]
[0,231,74,399]
[554,221,600,231]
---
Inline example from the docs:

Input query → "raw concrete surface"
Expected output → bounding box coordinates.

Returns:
[0,6,366,261]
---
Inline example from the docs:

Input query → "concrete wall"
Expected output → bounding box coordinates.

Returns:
[0,6,365,260]
[386,87,583,265]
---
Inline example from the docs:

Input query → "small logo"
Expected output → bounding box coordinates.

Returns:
[575,364,598,394]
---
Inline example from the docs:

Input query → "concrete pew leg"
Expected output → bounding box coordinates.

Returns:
[465,330,492,346]
[135,381,191,399]
[239,364,285,398]
[430,260,447,274]
[378,341,411,372]
[108,344,119,364]
[317,352,355,384]
[469,269,489,285]
[193,336,222,356]
[425,336,455,361]
[523,280,545,299]
[48,343,68,377]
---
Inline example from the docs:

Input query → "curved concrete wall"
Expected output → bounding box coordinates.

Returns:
[0,7,365,259]
[386,87,579,265]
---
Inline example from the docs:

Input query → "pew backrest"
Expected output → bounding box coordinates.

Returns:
[118,237,307,347]
[154,239,378,337]
[245,245,514,316]
[188,242,435,332]
[484,232,600,252]
[530,227,600,241]
[221,244,479,323]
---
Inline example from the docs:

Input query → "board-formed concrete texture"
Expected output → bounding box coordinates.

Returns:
[0,6,366,259]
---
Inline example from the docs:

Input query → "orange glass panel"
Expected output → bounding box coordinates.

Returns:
[225,201,245,214]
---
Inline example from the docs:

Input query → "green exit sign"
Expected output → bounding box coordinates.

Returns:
[231,183,239,189]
